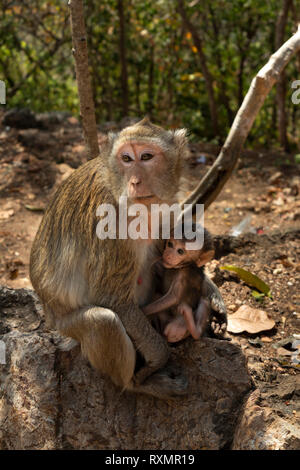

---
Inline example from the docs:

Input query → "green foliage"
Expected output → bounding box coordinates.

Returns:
[0,0,299,146]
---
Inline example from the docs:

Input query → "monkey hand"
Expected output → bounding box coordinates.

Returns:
[133,364,161,386]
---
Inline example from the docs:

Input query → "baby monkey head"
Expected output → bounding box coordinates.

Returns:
[162,223,215,269]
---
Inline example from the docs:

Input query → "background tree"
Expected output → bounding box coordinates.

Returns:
[275,0,293,151]
[69,0,99,159]
[1,0,299,149]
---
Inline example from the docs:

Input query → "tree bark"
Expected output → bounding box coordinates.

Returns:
[69,0,99,160]
[275,0,292,151]
[177,0,219,137]
[118,0,129,116]
[181,25,300,215]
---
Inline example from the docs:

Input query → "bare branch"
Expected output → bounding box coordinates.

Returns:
[182,25,300,214]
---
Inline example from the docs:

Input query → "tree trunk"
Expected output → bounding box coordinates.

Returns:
[69,0,99,160]
[275,0,292,151]
[177,0,219,137]
[181,26,300,215]
[118,0,129,116]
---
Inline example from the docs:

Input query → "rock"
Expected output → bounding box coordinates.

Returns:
[0,286,252,450]
[35,111,72,129]
[0,286,44,335]
[3,108,42,129]
[17,129,56,151]
[232,378,300,450]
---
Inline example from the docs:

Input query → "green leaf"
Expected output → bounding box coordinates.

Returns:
[25,205,45,213]
[251,290,265,301]
[221,265,272,297]
[295,154,300,165]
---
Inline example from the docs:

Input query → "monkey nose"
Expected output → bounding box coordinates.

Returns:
[131,177,141,186]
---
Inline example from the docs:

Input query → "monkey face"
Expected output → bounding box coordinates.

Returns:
[116,141,170,205]
[106,118,190,207]
[162,238,214,269]
[162,239,190,268]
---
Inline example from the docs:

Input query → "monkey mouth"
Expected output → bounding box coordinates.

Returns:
[162,260,174,269]
[132,195,156,203]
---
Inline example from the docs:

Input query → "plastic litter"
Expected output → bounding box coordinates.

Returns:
[229,214,256,237]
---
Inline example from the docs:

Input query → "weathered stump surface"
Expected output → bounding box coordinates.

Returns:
[232,380,300,450]
[0,286,252,449]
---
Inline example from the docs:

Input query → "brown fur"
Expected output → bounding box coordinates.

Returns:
[30,118,189,397]
[143,227,215,343]
[30,118,226,399]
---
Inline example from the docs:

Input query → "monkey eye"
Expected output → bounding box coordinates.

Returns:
[122,153,132,163]
[167,241,173,248]
[141,152,154,161]
[177,248,185,255]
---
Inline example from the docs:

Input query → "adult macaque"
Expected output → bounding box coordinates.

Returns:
[30,117,226,399]
[143,225,214,343]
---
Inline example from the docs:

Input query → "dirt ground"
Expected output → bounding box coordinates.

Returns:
[0,112,299,405]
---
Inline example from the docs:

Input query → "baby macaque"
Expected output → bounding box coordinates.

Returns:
[143,224,215,343]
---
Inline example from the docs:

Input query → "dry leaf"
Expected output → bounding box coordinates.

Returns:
[0,209,14,219]
[277,347,292,356]
[227,305,275,334]
[261,336,272,343]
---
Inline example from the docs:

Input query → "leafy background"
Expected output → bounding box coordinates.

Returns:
[1,0,299,146]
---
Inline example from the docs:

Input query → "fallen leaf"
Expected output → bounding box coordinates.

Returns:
[277,347,292,356]
[261,336,272,343]
[221,265,272,297]
[251,290,265,300]
[227,305,275,334]
[0,209,14,219]
[279,258,295,268]
[272,337,293,348]
[25,205,45,212]
[272,196,285,206]
[268,171,282,184]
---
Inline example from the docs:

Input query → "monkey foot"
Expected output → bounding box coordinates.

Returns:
[134,363,188,400]
[209,314,229,340]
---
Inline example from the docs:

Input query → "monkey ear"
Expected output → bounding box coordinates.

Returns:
[172,128,188,149]
[196,249,215,267]
[137,116,152,127]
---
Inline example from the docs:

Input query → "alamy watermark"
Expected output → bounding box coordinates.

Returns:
[0,80,5,104]
[291,80,300,105]
[96,199,205,250]
[0,340,6,364]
